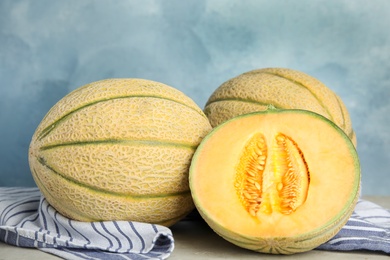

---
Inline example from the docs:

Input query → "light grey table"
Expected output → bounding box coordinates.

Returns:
[1,196,389,260]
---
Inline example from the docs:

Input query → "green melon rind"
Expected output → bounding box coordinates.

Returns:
[31,160,194,225]
[38,95,207,142]
[38,78,206,124]
[204,69,338,127]
[205,98,281,108]
[204,69,356,145]
[204,98,356,143]
[34,154,192,199]
[189,109,361,254]
[248,70,337,123]
[39,139,197,152]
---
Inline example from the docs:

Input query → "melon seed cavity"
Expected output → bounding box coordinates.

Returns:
[234,133,310,217]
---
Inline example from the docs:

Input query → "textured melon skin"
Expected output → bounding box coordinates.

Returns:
[29,78,212,226]
[204,67,357,146]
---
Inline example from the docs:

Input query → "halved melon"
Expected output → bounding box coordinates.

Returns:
[189,109,360,254]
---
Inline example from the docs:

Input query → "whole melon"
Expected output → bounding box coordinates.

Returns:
[29,78,212,226]
[204,68,357,146]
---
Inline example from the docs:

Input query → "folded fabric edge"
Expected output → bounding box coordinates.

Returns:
[1,226,174,260]
[0,225,174,252]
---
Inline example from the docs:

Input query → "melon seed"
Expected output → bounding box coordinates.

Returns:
[234,132,310,217]
[247,170,256,177]
[247,178,255,184]
[276,134,310,214]
[249,208,257,217]
[243,191,252,199]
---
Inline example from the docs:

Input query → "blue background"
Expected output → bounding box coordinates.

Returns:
[1,0,389,195]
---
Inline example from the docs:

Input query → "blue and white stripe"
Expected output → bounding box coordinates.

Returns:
[1,187,390,258]
[317,199,390,254]
[0,187,174,260]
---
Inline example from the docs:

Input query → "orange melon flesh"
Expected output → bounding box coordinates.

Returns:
[189,109,360,254]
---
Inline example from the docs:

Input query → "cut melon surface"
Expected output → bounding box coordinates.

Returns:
[189,109,360,254]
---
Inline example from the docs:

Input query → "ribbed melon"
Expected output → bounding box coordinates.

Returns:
[204,68,357,146]
[28,78,212,226]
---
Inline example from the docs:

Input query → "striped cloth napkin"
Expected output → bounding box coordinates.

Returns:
[0,187,174,260]
[317,199,390,253]
[1,187,390,259]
